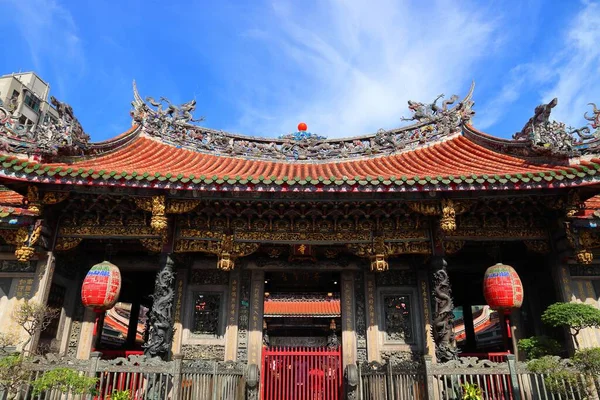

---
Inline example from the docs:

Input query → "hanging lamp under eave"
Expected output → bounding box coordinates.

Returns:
[81,260,122,312]
[482,263,524,311]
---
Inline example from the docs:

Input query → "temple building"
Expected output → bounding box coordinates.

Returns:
[0,78,599,376]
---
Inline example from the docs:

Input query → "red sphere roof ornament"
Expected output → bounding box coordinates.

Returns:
[483,263,524,312]
[81,261,122,313]
[298,122,308,131]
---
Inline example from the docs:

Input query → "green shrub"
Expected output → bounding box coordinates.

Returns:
[110,390,132,400]
[518,336,562,360]
[461,382,483,400]
[541,302,600,349]
[527,356,579,396]
[31,368,97,395]
[0,354,30,399]
[572,347,600,375]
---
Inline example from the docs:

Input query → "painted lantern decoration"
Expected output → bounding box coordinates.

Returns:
[81,261,122,312]
[483,263,524,311]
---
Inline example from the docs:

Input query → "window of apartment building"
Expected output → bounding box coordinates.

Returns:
[24,94,41,113]
[11,90,19,99]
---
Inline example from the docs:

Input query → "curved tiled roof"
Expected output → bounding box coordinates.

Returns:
[1,131,599,192]
[264,299,340,317]
[0,187,33,217]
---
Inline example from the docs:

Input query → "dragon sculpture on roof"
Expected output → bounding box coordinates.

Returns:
[0,96,90,157]
[131,81,477,161]
[513,99,600,157]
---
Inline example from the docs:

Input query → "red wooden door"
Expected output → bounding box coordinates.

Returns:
[261,346,343,400]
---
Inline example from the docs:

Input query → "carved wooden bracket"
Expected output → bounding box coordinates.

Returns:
[347,236,431,272]
[13,220,42,262]
[566,225,598,264]
[174,233,259,270]
[524,240,550,254]
[406,199,472,233]
[55,237,83,252]
[25,186,69,216]
[135,196,201,236]
[140,238,163,253]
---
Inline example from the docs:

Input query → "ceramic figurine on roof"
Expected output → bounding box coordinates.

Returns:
[0,92,91,158]
[513,98,600,157]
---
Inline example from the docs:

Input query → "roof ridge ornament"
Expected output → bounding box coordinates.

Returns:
[0,96,90,157]
[513,98,600,157]
[131,81,477,162]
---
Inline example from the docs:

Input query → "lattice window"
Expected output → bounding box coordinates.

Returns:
[383,294,413,343]
[192,292,222,336]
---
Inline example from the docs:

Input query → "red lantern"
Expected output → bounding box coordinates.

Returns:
[81,261,122,312]
[298,122,308,131]
[483,263,524,311]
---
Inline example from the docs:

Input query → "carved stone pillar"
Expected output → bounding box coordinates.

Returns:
[430,256,457,362]
[170,265,188,356]
[417,269,436,361]
[144,253,175,359]
[364,272,381,362]
[225,269,241,361]
[247,270,265,368]
[340,271,357,368]
[76,308,97,360]
[28,251,56,353]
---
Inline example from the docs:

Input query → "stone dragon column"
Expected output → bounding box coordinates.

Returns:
[430,256,458,362]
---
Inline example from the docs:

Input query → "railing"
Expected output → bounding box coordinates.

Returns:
[3,352,599,400]
[6,352,247,400]
[261,346,343,400]
[350,355,599,400]
[357,361,426,400]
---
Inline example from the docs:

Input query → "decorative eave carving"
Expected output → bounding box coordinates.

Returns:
[565,224,599,264]
[131,82,476,162]
[406,199,472,233]
[524,240,550,254]
[134,197,200,235]
[347,236,431,272]
[140,238,164,253]
[12,220,43,262]
[24,186,69,216]
[55,237,82,252]
[174,234,259,271]
[513,99,600,157]
[0,97,90,157]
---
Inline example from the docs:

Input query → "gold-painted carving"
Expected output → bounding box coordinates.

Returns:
[0,229,19,245]
[42,192,69,205]
[166,200,200,214]
[565,190,582,218]
[140,238,163,253]
[26,186,41,216]
[407,199,471,233]
[524,240,550,254]
[150,195,168,233]
[14,222,42,262]
[134,197,153,212]
[55,238,82,252]
[443,240,465,255]
[370,254,389,272]
[175,233,260,270]
[59,225,156,237]
[440,199,457,232]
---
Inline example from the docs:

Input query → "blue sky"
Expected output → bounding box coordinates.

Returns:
[0,0,599,141]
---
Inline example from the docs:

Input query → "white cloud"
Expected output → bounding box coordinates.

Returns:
[231,0,500,137]
[541,1,600,127]
[478,1,600,132]
[4,0,85,95]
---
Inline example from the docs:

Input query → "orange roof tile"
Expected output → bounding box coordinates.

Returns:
[0,189,24,206]
[48,135,566,180]
[264,299,341,317]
